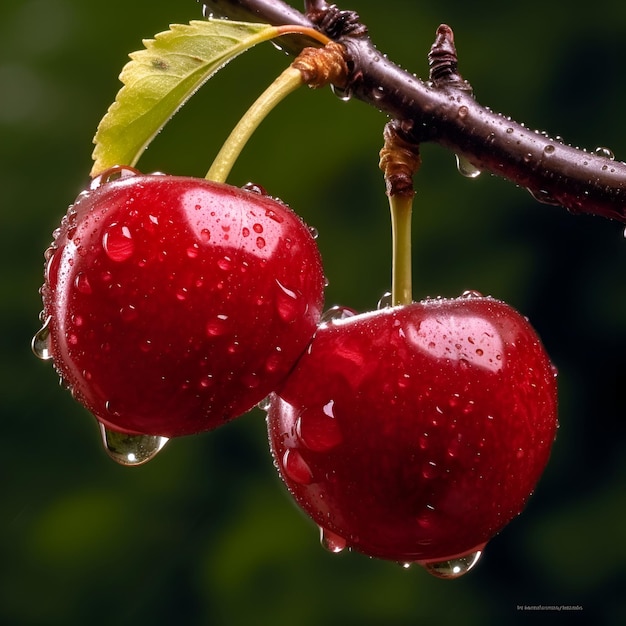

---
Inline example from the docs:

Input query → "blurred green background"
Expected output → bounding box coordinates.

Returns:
[2,0,626,624]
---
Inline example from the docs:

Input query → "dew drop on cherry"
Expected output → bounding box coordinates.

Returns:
[275,280,301,323]
[296,402,343,451]
[377,291,393,309]
[32,316,53,360]
[319,526,348,553]
[282,448,313,484]
[102,223,134,262]
[461,289,483,299]
[320,305,357,323]
[89,165,139,190]
[74,272,93,295]
[206,315,229,337]
[420,548,484,579]
[257,395,273,412]
[99,423,168,466]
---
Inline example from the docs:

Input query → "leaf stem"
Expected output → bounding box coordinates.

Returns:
[205,66,304,183]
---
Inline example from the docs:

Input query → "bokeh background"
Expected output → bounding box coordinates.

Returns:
[2,0,626,623]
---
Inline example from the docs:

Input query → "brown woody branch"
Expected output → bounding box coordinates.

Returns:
[201,0,626,222]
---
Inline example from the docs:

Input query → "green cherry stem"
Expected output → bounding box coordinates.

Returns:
[205,27,340,184]
[379,120,421,306]
[389,193,413,306]
[206,65,304,183]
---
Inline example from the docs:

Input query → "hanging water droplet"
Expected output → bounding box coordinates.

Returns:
[594,146,615,160]
[308,225,319,240]
[330,84,352,102]
[377,291,393,309]
[455,154,482,179]
[319,526,347,553]
[321,305,357,323]
[99,423,168,466]
[257,394,273,412]
[32,316,53,360]
[421,549,483,579]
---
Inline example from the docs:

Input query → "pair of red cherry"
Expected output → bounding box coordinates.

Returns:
[35,168,558,574]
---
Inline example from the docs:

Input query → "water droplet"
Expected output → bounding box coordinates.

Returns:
[242,182,267,195]
[32,316,53,360]
[90,165,139,190]
[275,280,301,323]
[120,305,138,322]
[543,144,555,155]
[421,548,483,579]
[199,375,214,389]
[321,305,357,323]
[257,395,273,412]
[206,315,229,337]
[461,289,483,299]
[296,402,343,451]
[421,460,439,479]
[377,291,393,309]
[455,154,482,178]
[264,349,283,373]
[99,423,168,466]
[527,188,560,206]
[186,244,199,259]
[102,223,134,262]
[457,105,469,118]
[308,226,319,239]
[256,236,266,249]
[320,526,347,553]
[74,272,93,295]
[594,146,615,160]
[370,85,385,100]
[330,84,352,102]
[282,448,313,484]
[200,228,211,243]
[447,433,463,458]
[217,256,232,271]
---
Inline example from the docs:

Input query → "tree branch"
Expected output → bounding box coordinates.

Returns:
[201,0,626,223]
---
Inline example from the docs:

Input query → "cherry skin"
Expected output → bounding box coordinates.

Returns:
[266,294,558,567]
[39,167,325,437]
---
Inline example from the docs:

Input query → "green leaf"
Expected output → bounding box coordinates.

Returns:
[91,19,278,176]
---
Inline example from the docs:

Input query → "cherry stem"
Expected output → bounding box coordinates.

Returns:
[205,65,304,183]
[380,120,421,306]
[205,26,343,183]
[389,194,413,306]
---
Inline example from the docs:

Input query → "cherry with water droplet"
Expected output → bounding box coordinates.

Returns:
[37,167,325,437]
[267,295,558,565]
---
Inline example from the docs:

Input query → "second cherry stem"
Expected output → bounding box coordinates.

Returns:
[380,121,421,306]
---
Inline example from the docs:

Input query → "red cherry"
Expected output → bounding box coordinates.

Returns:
[267,294,558,574]
[36,167,325,438]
